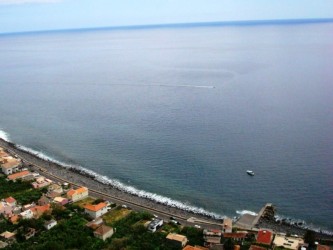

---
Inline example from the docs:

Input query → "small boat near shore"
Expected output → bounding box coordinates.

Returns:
[246,170,254,176]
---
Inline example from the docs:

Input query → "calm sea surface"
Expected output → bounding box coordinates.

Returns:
[0,22,332,230]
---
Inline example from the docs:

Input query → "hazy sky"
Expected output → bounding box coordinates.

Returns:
[1,0,333,33]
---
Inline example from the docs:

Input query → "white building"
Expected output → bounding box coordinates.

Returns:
[84,202,108,219]
[20,209,33,219]
[1,157,21,175]
[44,220,57,230]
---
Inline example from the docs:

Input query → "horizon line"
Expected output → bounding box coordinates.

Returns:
[1,17,333,36]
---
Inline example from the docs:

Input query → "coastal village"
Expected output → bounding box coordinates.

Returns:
[0,146,332,250]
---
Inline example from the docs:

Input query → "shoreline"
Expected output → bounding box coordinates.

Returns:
[0,137,222,225]
[0,137,332,238]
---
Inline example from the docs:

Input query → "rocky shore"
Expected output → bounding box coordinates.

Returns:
[1,137,332,239]
[0,138,220,225]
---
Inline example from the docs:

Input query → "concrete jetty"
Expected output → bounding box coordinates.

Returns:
[235,203,274,230]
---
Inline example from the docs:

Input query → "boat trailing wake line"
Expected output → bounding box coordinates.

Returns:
[106,83,215,89]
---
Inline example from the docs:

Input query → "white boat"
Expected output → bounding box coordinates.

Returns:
[246,170,254,176]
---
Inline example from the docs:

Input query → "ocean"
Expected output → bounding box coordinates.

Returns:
[0,21,332,231]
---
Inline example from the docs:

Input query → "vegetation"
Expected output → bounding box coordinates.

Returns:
[180,226,203,246]
[7,214,105,250]
[102,206,132,224]
[73,197,95,208]
[0,177,43,204]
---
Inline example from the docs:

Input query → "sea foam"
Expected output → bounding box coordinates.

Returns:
[16,143,224,219]
[236,210,258,216]
[0,129,10,142]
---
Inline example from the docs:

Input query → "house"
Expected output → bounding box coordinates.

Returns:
[23,228,36,240]
[32,177,53,189]
[0,231,16,243]
[30,204,51,218]
[48,183,63,194]
[93,225,114,241]
[67,186,88,202]
[22,203,36,211]
[86,218,104,229]
[44,219,57,230]
[256,229,273,245]
[53,197,68,206]
[273,234,304,250]
[7,170,32,182]
[147,218,163,232]
[4,197,16,207]
[9,214,20,224]
[210,244,225,250]
[203,229,222,246]
[84,202,108,219]
[0,202,14,218]
[166,233,188,248]
[47,191,62,199]
[222,232,247,242]
[223,217,232,233]
[1,156,21,175]
[38,195,50,206]
[183,245,209,250]
[20,209,34,219]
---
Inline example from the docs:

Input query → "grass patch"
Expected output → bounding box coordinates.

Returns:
[102,207,132,225]
[73,197,95,208]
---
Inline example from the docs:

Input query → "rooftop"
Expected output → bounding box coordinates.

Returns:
[7,170,30,180]
[84,202,107,212]
[249,245,267,250]
[166,233,188,242]
[183,246,209,250]
[30,204,50,214]
[5,196,16,204]
[67,186,88,196]
[257,229,273,245]
[223,233,247,238]
[94,225,113,236]
[273,235,304,250]
[1,158,21,168]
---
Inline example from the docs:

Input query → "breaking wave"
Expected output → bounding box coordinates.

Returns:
[0,129,10,142]
[14,140,224,219]
[236,210,258,216]
[274,214,333,236]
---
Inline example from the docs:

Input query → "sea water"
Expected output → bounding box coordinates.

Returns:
[0,21,332,231]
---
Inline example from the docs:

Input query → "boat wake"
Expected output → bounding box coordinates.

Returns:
[108,83,215,89]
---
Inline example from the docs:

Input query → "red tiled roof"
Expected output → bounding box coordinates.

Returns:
[30,204,50,214]
[67,187,88,197]
[9,215,19,224]
[84,202,107,212]
[223,233,247,238]
[257,229,273,245]
[317,245,331,250]
[5,196,16,204]
[7,170,30,180]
